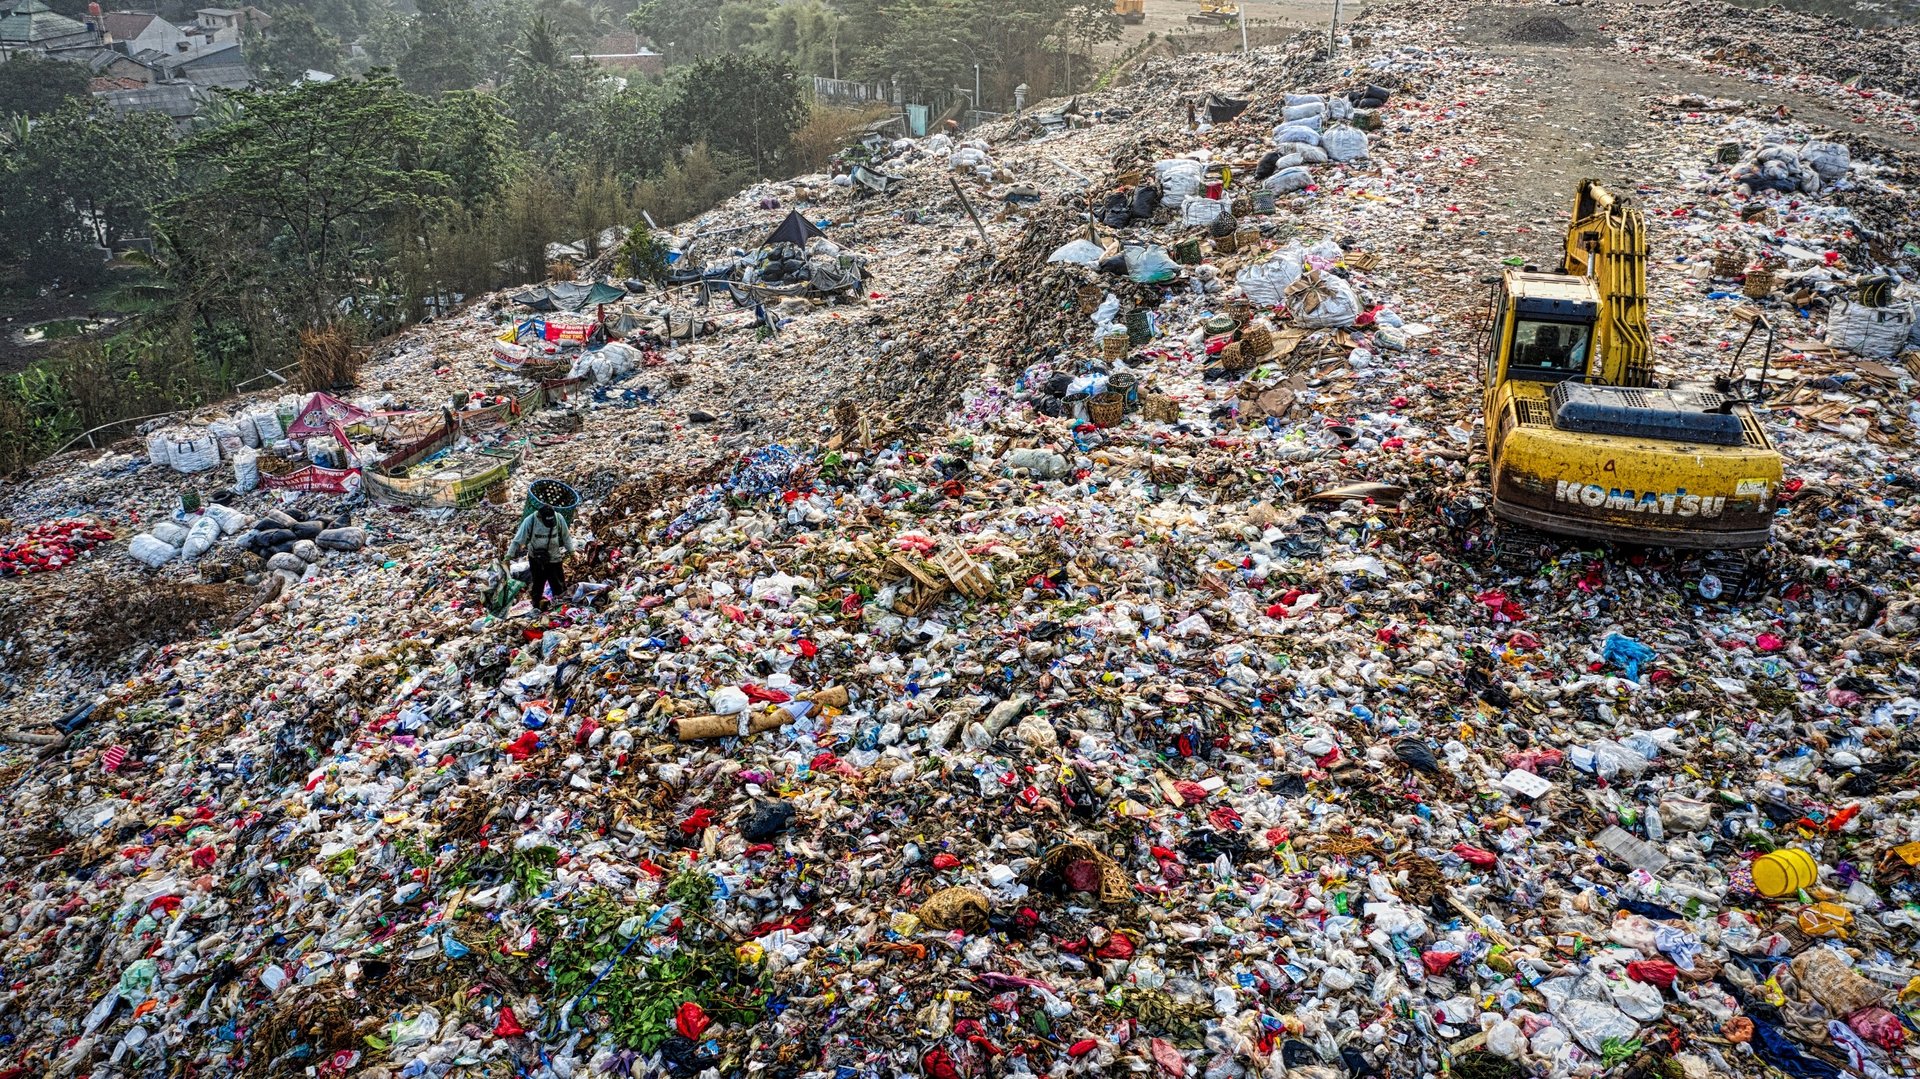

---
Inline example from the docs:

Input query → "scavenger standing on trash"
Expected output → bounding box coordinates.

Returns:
[508,505,576,611]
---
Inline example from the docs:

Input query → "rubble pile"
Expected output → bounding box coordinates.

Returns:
[1,3,1919,1079]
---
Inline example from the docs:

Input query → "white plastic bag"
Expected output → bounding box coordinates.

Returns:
[129,535,178,568]
[1047,239,1106,267]
[1323,124,1370,163]
[1236,247,1307,307]
[151,521,189,546]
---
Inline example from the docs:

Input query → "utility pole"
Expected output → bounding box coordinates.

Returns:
[1330,0,1340,57]
[1239,3,1248,54]
[974,63,982,114]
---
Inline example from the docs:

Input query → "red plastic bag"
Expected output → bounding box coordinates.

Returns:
[1626,959,1678,988]
[1848,1006,1906,1050]
[675,1001,711,1039]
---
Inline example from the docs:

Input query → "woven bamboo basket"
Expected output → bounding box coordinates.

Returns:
[1743,268,1776,298]
[1102,332,1131,360]
[1172,238,1205,265]
[1076,283,1105,309]
[1124,308,1153,344]
[1231,195,1252,217]
[1219,341,1250,371]
[1089,391,1125,428]
[1235,228,1260,250]
[1209,211,1239,238]
[1712,252,1742,278]
[1239,325,1273,356]
[1226,297,1254,322]
[1213,232,1240,255]
[1142,394,1180,423]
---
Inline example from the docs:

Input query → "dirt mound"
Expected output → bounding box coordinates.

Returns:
[1504,15,1580,43]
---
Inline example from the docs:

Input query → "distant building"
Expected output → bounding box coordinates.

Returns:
[96,80,197,127]
[99,10,188,55]
[193,5,268,45]
[572,31,662,76]
[0,0,99,56]
[152,38,248,89]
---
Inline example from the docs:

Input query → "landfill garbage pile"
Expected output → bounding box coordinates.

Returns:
[2,2,1920,1079]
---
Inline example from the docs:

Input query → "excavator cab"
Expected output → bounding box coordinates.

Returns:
[1480,182,1783,562]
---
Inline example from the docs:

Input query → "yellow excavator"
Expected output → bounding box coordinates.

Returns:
[1481,180,1783,592]
[1188,0,1239,24]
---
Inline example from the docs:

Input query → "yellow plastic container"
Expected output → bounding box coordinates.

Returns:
[1752,848,1818,897]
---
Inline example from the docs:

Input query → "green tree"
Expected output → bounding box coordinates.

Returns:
[165,78,450,328]
[427,91,520,210]
[400,0,486,94]
[669,54,806,177]
[32,102,178,250]
[587,81,670,186]
[1050,0,1119,89]
[757,0,848,78]
[244,9,345,83]
[501,16,608,162]
[0,55,90,118]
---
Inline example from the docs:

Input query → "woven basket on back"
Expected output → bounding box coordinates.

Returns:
[1239,325,1274,356]
[1743,268,1776,298]
[1090,391,1125,428]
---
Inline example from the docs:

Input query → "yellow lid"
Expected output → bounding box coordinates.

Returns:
[1752,854,1792,897]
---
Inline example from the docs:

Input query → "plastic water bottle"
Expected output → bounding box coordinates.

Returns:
[1644,803,1664,842]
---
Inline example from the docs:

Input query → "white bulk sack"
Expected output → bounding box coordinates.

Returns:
[1826,299,1912,359]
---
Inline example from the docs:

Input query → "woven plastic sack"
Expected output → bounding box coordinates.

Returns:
[1790,948,1886,1016]
[1264,166,1313,194]
[1323,124,1370,163]
[1826,299,1912,359]
[181,515,221,561]
[204,502,250,536]
[250,410,284,445]
[233,447,259,493]
[151,521,189,546]
[1285,269,1360,328]
[146,430,171,466]
[1282,102,1326,123]
[129,535,178,568]
[1275,124,1322,146]
[165,431,220,473]
[1182,197,1227,228]
[1153,159,1205,206]
[207,420,243,457]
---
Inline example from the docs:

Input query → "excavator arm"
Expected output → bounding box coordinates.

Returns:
[1564,179,1653,388]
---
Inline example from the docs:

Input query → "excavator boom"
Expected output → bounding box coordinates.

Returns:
[1482,181,1783,553]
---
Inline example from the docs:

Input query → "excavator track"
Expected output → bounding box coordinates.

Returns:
[1686,548,1769,603]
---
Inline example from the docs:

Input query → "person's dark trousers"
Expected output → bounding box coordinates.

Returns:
[529,556,566,609]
